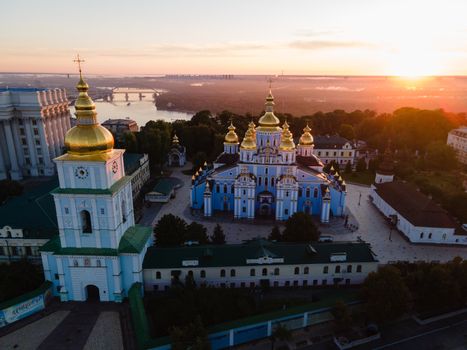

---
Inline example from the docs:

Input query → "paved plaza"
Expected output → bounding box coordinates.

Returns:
[0,304,124,350]
[148,164,467,263]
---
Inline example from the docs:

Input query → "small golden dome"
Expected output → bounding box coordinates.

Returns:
[172,134,180,144]
[224,122,239,144]
[299,124,314,146]
[279,121,296,151]
[65,73,114,155]
[240,126,256,150]
[258,90,280,128]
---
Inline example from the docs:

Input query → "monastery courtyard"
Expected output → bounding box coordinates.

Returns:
[146,163,467,263]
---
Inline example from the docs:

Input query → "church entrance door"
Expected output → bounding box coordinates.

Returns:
[171,154,179,166]
[85,285,100,302]
[260,204,271,216]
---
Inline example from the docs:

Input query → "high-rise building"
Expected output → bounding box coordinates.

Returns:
[0,87,71,180]
[447,126,467,164]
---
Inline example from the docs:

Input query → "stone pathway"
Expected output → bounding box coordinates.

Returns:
[0,310,69,350]
[83,312,123,350]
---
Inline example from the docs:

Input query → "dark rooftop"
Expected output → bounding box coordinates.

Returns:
[313,135,352,149]
[123,152,146,176]
[374,181,457,229]
[296,154,324,167]
[214,152,240,165]
[143,239,377,269]
[0,178,58,238]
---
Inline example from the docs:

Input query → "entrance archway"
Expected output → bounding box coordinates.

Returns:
[260,204,271,216]
[85,285,100,302]
[171,154,180,166]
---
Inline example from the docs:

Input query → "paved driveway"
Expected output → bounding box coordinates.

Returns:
[322,184,467,263]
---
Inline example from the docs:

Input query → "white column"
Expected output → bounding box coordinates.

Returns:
[51,115,61,156]
[24,119,38,176]
[37,121,53,169]
[3,120,22,180]
[45,116,57,159]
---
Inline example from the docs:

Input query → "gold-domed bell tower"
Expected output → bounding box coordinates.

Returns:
[224,121,239,154]
[279,120,296,164]
[297,123,314,157]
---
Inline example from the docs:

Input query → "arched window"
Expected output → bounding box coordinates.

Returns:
[323,266,328,274]
[429,233,433,239]
[262,268,267,276]
[200,270,206,278]
[294,267,300,275]
[298,188,302,196]
[250,268,255,276]
[231,185,234,194]
[96,260,101,267]
[274,268,280,276]
[230,269,236,277]
[313,188,318,198]
[121,200,127,223]
[73,259,78,267]
[420,232,424,239]
[80,210,92,233]
[335,266,341,273]
[271,178,275,187]
[223,184,227,193]
[306,188,310,197]
[6,230,11,238]
[220,269,226,277]
[304,267,309,274]
[356,265,362,273]
[156,271,161,279]
[265,177,268,186]
[258,177,262,186]
[216,184,220,193]
[84,258,91,267]
[347,265,352,273]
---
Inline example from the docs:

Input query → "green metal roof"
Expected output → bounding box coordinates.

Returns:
[40,224,152,256]
[123,153,146,176]
[39,235,118,256]
[51,176,131,196]
[149,178,177,196]
[118,225,152,254]
[143,239,377,269]
[0,178,58,238]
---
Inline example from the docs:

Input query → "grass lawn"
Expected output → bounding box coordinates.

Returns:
[343,171,375,186]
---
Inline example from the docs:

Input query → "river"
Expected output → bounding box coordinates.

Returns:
[70,90,193,128]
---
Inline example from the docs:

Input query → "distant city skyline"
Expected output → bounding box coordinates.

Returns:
[2,0,467,76]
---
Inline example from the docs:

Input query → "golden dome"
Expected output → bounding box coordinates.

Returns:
[248,120,256,137]
[240,125,256,150]
[224,122,239,144]
[257,90,280,129]
[172,134,180,144]
[65,73,114,156]
[299,124,314,146]
[279,121,296,151]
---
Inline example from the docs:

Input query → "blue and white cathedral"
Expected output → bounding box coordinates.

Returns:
[40,70,152,302]
[191,91,347,222]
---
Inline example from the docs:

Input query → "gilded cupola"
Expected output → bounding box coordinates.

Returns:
[279,120,295,151]
[257,90,281,130]
[240,123,257,150]
[299,124,314,146]
[172,134,180,144]
[64,63,114,156]
[224,121,239,144]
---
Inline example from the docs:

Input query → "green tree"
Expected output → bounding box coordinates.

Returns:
[122,131,138,153]
[0,260,44,303]
[425,141,458,170]
[356,158,367,172]
[282,212,319,242]
[154,214,187,246]
[361,266,410,323]
[268,225,282,241]
[339,124,355,140]
[186,222,209,244]
[331,300,353,332]
[344,161,352,174]
[170,316,211,350]
[211,224,226,244]
[0,180,23,204]
[270,324,292,350]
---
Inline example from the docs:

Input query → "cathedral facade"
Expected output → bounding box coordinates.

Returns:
[191,92,347,222]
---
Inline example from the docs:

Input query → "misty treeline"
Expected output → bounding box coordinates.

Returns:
[120,107,465,169]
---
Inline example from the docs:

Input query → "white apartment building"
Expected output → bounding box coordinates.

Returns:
[312,135,356,166]
[447,126,467,164]
[0,87,71,180]
[142,239,378,291]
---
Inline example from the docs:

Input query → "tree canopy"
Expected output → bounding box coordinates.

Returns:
[282,212,320,242]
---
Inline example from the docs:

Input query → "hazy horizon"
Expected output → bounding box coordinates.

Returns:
[2,0,467,76]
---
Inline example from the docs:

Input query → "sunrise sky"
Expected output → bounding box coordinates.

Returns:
[2,0,467,76]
